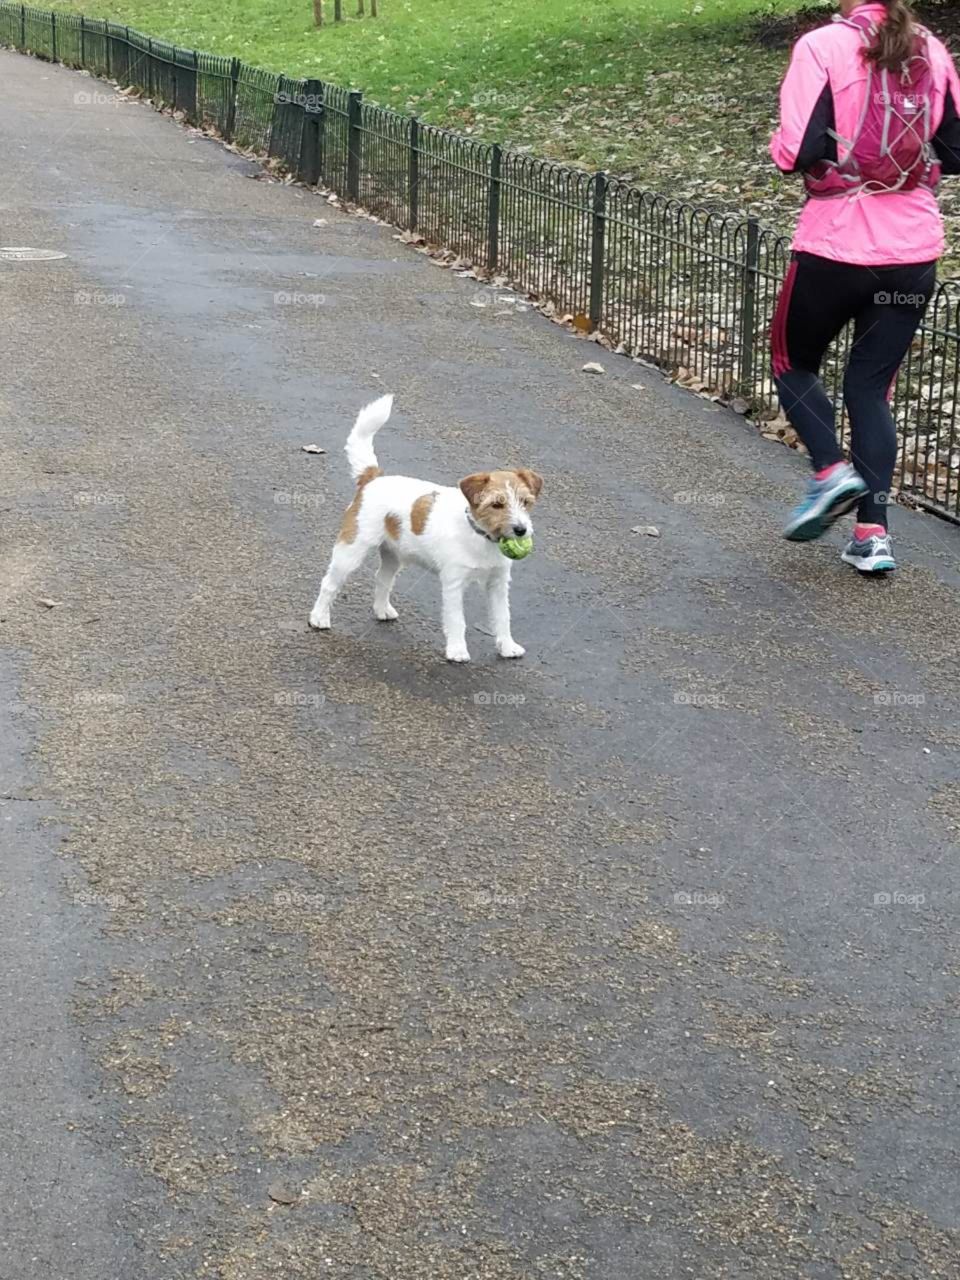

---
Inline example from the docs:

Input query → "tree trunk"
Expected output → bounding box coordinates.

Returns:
[357,0,364,13]
[313,0,323,25]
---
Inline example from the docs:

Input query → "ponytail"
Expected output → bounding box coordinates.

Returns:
[863,0,918,73]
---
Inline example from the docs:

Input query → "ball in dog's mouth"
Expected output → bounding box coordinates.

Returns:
[499,535,534,560]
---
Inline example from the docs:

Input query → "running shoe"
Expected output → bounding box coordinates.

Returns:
[782,463,868,542]
[841,531,896,574]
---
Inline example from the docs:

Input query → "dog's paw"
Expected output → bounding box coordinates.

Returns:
[374,603,399,622]
[497,639,526,659]
[445,644,471,664]
[309,610,331,631]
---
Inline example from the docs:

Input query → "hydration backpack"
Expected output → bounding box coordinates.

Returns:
[804,12,941,198]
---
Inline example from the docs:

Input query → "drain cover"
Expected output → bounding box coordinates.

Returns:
[0,247,68,261]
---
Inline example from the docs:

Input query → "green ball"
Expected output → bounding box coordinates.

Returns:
[499,535,534,561]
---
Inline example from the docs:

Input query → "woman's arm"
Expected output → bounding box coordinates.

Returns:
[933,50,960,175]
[770,36,836,174]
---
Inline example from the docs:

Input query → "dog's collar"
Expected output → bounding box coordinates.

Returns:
[465,508,497,542]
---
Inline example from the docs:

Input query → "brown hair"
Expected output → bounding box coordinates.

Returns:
[864,0,918,74]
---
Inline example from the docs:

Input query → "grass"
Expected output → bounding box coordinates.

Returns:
[43,0,960,257]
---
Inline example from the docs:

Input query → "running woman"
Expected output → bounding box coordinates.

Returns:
[770,0,960,572]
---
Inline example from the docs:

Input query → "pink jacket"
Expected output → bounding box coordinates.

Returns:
[770,2,960,265]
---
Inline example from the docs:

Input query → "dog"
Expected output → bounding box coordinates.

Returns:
[308,395,543,662]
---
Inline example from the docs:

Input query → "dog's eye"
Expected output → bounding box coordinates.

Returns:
[491,500,506,509]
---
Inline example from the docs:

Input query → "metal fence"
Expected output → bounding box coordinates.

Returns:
[2,2,959,522]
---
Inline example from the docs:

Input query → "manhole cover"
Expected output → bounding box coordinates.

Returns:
[0,247,68,261]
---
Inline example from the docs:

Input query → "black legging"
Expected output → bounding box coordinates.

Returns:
[772,251,935,528]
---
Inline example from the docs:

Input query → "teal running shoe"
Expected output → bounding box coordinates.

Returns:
[783,463,868,542]
[841,531,896,575]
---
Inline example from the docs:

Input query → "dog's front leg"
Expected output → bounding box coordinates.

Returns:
[441,571,470,663]
[487,567,524,659]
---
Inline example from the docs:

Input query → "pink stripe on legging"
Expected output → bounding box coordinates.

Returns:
[771,258,799,378]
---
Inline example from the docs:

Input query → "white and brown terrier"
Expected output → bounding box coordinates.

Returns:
[309,395,543,662]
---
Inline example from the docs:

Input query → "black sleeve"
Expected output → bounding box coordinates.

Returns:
[933,83,960,175]
[791,81,838,173]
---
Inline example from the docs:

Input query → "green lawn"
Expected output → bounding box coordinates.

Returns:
[43,0,960,254]
[45,0,802,212]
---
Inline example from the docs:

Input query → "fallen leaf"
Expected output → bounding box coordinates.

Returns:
[300,445,326,455]
[582,362,605,375]
[37,597,60,609]
[267,1181,299,1206]
[572,312,592,332]
[631,526,660,538]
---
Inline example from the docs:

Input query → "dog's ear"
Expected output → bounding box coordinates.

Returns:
[459,472,490,507]
[514,468,543,499]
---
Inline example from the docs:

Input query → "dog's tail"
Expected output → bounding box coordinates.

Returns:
[345,393,394,481]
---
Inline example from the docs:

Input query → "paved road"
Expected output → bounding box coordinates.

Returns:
[2,47,960,1280]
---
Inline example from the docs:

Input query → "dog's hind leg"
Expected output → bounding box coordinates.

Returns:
[373,546,400,621]
[309,541,369,631]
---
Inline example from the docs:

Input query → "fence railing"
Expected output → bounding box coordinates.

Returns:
[2,2,959,523]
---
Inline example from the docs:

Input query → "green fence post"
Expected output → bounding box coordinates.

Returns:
[739,216,760,400]
[19,4,25,51]
[408,117,419,233]
[79,15,85,67]
[225,57,240,140]
[487,142,502,274]
[347,89,363,202]
[588,171,607,332]
[50,9,56,61]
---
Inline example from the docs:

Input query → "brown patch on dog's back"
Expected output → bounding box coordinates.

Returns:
[411,491,437,535]
[384,512,401,541]
[357,465,382,488]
